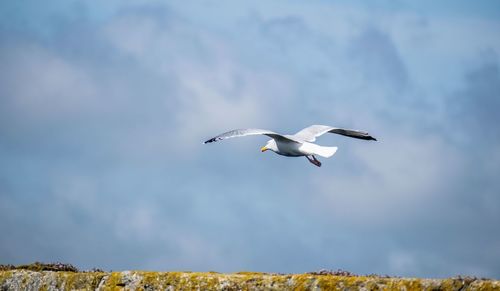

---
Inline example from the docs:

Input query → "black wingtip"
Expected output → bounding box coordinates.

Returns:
[359,135,377,141]
[204,138,216,144]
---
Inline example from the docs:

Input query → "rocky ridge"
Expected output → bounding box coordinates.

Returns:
[1,268,499,290]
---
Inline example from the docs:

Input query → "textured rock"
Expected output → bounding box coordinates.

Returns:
[1,270,499,290]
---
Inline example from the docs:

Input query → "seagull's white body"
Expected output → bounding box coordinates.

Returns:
[204,125,376,167]
[264,138,337,158]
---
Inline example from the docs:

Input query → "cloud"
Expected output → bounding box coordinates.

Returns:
[349,27,409,93]
[100,6,298,152]
[309,130,460,225]
[0,42,97,126]
[448,54,500,141]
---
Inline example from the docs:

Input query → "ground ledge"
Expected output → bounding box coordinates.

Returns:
[1,270,499,290]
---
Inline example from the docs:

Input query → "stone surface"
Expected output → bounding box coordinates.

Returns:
[1,270,499,290]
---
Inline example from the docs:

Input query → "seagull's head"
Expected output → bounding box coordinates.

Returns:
[261,139,278,153]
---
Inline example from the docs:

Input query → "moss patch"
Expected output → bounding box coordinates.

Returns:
[1,262,79,272]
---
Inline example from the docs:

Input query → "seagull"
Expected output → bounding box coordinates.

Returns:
[204,125,376,167]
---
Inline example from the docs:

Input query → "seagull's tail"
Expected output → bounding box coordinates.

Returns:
[313,145,338,158]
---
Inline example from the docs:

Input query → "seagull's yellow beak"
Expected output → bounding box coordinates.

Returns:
[261,146,268,152]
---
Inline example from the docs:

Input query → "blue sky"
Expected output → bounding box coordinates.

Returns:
[1,0,500,278]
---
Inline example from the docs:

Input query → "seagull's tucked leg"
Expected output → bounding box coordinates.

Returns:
[306,155,322,167]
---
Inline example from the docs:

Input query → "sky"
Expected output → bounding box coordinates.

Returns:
[1,0,500,279]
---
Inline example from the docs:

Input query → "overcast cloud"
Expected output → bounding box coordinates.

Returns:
[1,0,499,278]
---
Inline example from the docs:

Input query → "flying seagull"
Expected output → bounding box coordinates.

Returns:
[204,125,376,167]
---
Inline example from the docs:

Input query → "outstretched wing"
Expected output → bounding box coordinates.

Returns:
[204,128,301,144]
[293,125,377,142]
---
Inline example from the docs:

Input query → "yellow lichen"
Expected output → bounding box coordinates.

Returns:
[102,272,123,290]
